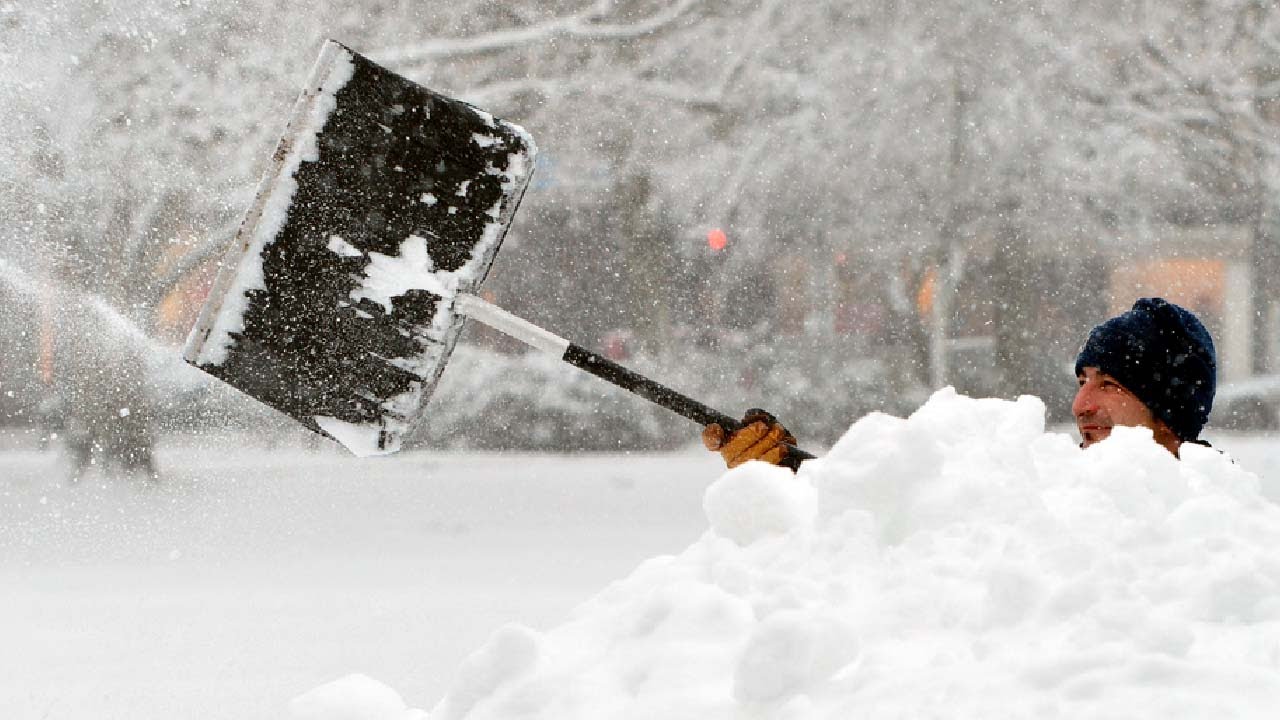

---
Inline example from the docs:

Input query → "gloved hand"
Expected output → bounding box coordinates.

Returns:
[702,408,797,469]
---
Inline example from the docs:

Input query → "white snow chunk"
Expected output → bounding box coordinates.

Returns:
[349,235,454,313]
[421,193,438,206]
[704,461,817,545]
[428,624,543,720]
[732,608,860,704]
[289,674,425,720]
[314,416,394,459]
[456,180,470,197]
[472,133,499,148]
[327,235,363,258]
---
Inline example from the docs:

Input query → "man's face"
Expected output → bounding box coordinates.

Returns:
[1072,366,1162,447]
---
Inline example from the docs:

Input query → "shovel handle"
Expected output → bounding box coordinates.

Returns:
[455,293,815,470]
[563,344,737,427]
[563,345,815,471]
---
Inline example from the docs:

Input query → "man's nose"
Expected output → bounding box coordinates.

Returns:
[1072,385,1096,416]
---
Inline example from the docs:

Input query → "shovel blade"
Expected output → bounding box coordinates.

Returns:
[184,40,536,456]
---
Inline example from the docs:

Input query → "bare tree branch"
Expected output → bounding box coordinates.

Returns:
[454,0,789,116]
[373,0,700,67]
[461,73,726,112]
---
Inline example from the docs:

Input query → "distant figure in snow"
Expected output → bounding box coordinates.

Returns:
[46,289,160,482]
[702,297,1217,468]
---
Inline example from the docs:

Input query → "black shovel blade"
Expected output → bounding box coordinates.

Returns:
[184,40,536,456]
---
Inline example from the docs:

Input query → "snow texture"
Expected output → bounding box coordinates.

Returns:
[290,675,427,720]
[313,415,391,458]
[703,461,817,546]
[349,235,457,312]
[294,389,1280,718]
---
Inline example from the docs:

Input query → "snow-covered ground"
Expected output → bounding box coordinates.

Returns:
[0,432,721,720]
[3,398,1279,720]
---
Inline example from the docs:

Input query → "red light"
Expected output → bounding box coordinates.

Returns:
[707,228,727,251]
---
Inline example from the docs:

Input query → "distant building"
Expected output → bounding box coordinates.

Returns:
[1102,223,1274,384]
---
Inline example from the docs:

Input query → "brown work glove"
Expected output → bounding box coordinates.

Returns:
[702,408,797,469]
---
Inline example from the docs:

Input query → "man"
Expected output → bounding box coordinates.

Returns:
[1070,297,1216,456]
[703,297,1217,467]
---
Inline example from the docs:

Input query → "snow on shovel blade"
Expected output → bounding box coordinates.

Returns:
[184,40,536,456]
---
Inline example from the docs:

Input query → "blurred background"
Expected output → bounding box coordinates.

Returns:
[1,0,1278,457]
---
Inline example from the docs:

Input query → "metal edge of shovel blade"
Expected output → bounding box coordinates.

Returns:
[183,39,537,456]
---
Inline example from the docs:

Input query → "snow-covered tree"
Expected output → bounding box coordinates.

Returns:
[1067,0,1280,371]
[3,0,1276,446]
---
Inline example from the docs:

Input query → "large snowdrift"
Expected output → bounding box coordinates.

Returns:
[292,389,1280,719]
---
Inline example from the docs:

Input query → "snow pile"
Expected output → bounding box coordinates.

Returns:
[291,675,426,720]
[295,388,1280,718]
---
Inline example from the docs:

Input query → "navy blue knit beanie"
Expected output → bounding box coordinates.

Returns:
[1074,298,1217,441]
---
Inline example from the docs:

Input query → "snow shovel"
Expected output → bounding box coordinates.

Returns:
[184,40,813,469]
